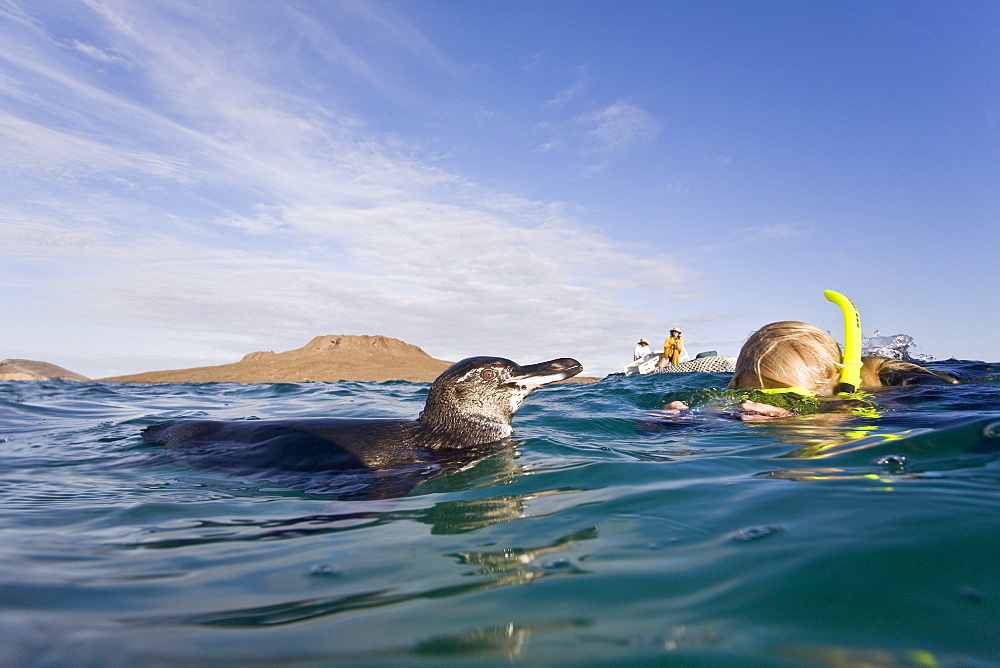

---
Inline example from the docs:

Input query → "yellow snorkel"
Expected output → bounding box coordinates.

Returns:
[824,289,863,395]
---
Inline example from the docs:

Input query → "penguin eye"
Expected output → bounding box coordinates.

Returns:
[480,369,498,380]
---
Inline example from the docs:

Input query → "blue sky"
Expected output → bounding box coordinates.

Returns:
[2,0,998,378]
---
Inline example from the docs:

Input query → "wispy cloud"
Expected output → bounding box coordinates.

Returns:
[544,78,588,109]
[536,99,661,172]
[0,1,694,375]
[691,222,811,256]
[577,101,660,153]
[72,40,129,65]
[733,223,810,243]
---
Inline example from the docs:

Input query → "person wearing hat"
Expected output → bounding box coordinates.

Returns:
[633,338,654,361]
[656,328,684,367]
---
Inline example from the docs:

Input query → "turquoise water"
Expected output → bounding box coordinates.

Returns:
[2,359,999,666]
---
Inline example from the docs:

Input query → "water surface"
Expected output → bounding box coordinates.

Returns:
[2,359,999,665]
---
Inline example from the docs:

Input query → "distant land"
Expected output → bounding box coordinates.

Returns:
[0,359,92,382]
[93,335,599,384]
[100,335,453,384]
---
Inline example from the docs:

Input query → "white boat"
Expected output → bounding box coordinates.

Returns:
[622,353,737,376]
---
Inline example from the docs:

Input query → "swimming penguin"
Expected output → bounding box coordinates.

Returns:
[141,356,582,494]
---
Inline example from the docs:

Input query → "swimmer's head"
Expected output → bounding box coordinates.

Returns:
[728,321,842,397]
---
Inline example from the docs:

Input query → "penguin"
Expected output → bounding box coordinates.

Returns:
[141,356,582,495]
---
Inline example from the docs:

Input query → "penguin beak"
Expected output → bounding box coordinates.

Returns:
[505,358,583,389]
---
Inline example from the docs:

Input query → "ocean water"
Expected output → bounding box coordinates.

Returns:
[2,358,999,666]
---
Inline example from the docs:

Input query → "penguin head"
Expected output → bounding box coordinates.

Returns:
[419,356,583,440]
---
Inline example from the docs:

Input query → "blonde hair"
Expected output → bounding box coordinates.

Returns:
[728,321,842,396]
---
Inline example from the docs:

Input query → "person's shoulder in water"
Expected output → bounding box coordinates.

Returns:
[862,357,959,387]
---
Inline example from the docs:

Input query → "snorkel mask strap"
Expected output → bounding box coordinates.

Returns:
[758,386,816,397]
[824,289,863,395]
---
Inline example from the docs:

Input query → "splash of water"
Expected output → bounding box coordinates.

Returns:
[861,330,933,362]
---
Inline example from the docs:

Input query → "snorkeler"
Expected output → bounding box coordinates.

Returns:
[663,291,958,420]
[729,320,958,395]
[726,320,958,418]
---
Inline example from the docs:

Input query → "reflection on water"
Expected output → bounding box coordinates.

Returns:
[414,619,592,659]
[136,524,598,630]
[451,526,598,576]
[763,414,1000,481]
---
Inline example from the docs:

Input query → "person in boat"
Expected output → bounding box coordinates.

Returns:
[656,328,684,368]
[634,338,654,361]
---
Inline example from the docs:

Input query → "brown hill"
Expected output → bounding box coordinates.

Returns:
[101,335,455,384]
[0,359,91,382]
[101,335,599,385]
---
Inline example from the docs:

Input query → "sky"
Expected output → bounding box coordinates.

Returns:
[2,0,998,379]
